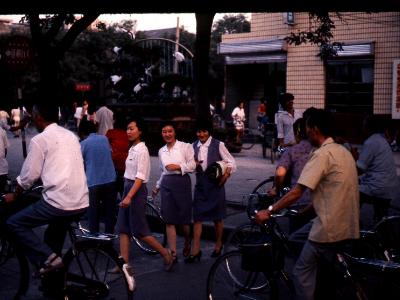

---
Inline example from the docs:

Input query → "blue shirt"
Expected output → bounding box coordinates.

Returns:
[81,133,116,187]
[357,133,398,199]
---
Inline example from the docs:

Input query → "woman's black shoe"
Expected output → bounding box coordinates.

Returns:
[184,251,202,263]
[210,246,223,258]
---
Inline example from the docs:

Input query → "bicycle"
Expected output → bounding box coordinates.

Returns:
[208,193,400,300]
[0,188,133,300]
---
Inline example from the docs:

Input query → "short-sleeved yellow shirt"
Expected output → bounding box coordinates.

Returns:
[298,137,360,243]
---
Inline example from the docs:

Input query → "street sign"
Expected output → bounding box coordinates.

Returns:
[1,35,33,71]
[75,83,92,92]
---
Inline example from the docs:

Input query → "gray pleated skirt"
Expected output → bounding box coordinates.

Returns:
[160,174,192,225]
[116,179,150,237]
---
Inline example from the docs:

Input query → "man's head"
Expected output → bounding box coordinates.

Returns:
[78,119,97,140]
[362,114,385,139]
[279,93,294,111]
[31,103,59,132]
[306,109,333,147]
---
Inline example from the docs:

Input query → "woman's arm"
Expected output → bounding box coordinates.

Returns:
[120,178,143,208]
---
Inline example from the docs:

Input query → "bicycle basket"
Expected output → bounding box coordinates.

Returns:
[246,193,275,220]
[240,231,274,273]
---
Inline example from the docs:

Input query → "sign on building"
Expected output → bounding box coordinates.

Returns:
[393,60,400,119]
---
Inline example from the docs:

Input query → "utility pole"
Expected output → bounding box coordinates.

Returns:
[173,17,180,74]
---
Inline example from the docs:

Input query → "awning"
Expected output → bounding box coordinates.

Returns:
[218,39,287,55]
[225,53,287,65]
[335,43,374,57]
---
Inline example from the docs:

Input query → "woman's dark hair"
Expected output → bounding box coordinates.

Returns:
[78,119,97,135]
[194,117,213,134]
[293,118,307,140]
[306,109,333,137]
[127,117,147,141]
[160,120,176,131]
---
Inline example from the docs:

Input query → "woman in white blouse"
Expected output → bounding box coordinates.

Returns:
[152,122,196,263]
[115,118,173,290]
[231,101,246,144]
[185,119,237,263]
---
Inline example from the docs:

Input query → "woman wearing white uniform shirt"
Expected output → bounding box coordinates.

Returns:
[115,118,173,291]
[231,101,246,144]
[185,119,237,263]
[152,122,196,263]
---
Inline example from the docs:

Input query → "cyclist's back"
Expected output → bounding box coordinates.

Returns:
[5,102,89,275]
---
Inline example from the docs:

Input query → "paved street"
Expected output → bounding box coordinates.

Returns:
[3,125,400,299]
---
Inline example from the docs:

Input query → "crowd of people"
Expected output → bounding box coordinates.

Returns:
[0,91,398,299]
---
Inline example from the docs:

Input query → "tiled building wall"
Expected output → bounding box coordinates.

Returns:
[222,12,400,115]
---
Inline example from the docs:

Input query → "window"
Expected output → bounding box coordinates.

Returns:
[326,59,374,113]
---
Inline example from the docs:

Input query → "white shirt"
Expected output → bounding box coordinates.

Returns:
[124,142,150,183]
[95,106,114,135]
[17,123,89,210]
[0,127,9,175]
[156,140,196,188]
[276,109,302,144]
[195,137,237,173]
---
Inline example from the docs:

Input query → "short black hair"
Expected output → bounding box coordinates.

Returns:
[78,119,97,135]
[293,118,308,140]
[160,120,176,131]
[127,117,147,141]
[194,117,213,134]
[306,109,333,137]
[279,93,294,107]
[303,106,318,121]
[33,102,59,123]
[363,114,385,134]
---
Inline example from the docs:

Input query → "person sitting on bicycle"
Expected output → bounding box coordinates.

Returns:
[268,117,315,234]
[4,101,89,275]
[351,114,397,225]
[256,109,360,300]
[275,93,302,148]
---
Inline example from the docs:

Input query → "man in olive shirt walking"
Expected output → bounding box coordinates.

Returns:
[256,109,359,300]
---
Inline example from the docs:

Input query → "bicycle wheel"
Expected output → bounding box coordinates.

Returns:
[63,242,132,300]
[0,238,30,300]
[251,177,274,194]
[206,250,270,300]
[133,201,167,254]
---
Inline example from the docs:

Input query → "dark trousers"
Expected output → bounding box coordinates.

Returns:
[0,174,7,193]
[88,181,117,234]
[6,199,86,268]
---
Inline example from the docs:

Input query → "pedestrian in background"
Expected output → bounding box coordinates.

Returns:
[95,98,114,135]
[106,112,129,199]
[276,93,302,147]
[115,118,173,292]
[185,118,236,263]
[0,108,10,130]
[78,119,117,234]
[152,122,196,263]
[231,101,246,144]
[11,107,21,137]
[0,126,9,193]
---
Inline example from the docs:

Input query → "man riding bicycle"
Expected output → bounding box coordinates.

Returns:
[4,101,89,275]
[256,109,360,300]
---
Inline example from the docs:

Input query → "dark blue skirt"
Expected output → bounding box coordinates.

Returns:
[116,179,150,237]
[193,173,226,222]
[160,174,192,224]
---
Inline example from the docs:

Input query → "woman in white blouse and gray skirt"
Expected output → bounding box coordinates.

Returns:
[116,118,173,291]
[185,118,237,263]
[152,121,196,263]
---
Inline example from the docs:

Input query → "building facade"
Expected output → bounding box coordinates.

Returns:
[219,12,400,137]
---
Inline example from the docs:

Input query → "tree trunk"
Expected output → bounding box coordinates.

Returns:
[194,13,215,120]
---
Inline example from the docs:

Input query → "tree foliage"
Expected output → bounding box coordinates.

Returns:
[285,12,343,60]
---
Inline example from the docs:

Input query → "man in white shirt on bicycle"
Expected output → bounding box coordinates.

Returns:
[4,101,89,275]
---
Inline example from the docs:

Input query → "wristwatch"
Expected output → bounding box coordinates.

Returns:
[268,205,274,213]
